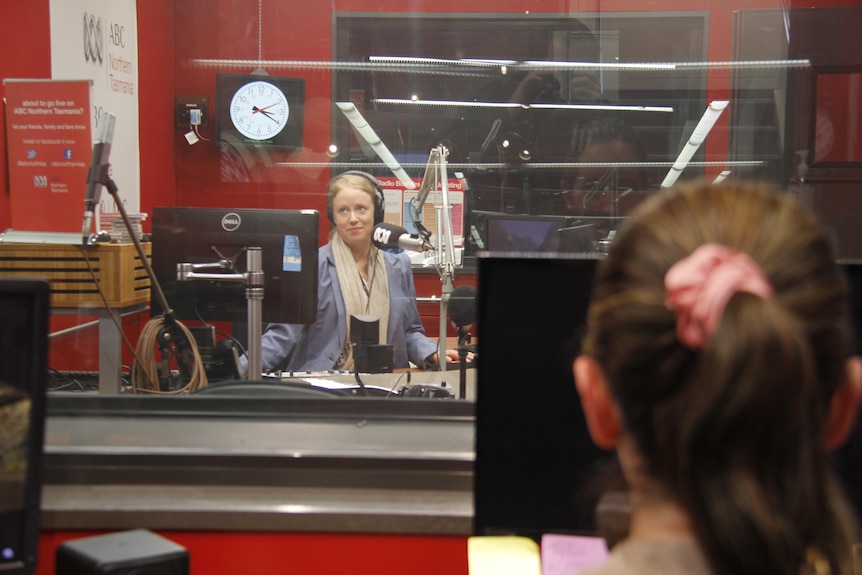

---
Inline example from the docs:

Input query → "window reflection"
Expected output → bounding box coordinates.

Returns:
[34,3,824,408]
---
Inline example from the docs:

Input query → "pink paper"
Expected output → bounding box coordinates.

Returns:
[541,533,609,575]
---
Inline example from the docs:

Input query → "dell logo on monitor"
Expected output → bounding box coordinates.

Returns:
[222,213,242,231]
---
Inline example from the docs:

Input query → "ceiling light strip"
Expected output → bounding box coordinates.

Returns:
[371,98,673,113]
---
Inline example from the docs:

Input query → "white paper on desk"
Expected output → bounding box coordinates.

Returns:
[468,536,541,575]
[541,533,609,575]
[299,378,393,395]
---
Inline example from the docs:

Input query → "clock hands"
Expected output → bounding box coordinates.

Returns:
[252,105,280,123]
[253,103,279,113]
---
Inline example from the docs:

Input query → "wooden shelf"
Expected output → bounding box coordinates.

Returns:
[0,242,151,309]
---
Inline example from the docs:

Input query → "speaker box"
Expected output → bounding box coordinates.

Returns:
[56,529,188,575]
[354,343,393,373]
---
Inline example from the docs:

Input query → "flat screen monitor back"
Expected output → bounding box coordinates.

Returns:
[0,278,49,575]
[475,257,862,541]
[474,254,614,540]
[151,207,319,325]
[835,261,862,522]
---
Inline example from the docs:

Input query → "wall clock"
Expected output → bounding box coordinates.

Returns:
[230,79,290,141]
[216,73,305,148]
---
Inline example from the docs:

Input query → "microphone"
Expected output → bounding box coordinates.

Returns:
[448,285,477,331]
[371,222,434,252]
[82,112,117,245]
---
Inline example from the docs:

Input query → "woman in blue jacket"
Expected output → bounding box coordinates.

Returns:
[255,172,462,372]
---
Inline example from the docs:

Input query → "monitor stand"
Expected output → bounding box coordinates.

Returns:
[177,247,263,379]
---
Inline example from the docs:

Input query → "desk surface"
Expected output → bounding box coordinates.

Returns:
[42,394,475,534]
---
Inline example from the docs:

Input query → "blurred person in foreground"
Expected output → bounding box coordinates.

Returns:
[574,181,861,575]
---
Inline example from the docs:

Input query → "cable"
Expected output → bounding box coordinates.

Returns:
[385,370,409,398]
[192,123,212,142]
[47,367,99,392]
[131,316,208,394]
[194,302,247,357]
[79,246,156,391]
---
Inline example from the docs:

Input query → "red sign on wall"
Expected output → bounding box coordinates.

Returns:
[3,79,91,232]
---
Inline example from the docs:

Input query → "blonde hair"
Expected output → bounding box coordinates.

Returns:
[326,172,381,238]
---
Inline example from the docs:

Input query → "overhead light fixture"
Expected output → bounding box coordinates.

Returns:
[335,102,416,189]
[523,60,677,71]
[368,56,517,67]
[275,159,766,171]
[673,59,810,70]
[661,100,729,188]
[372,98,673,113]
[712,170,732,184]
[185,58,812,74]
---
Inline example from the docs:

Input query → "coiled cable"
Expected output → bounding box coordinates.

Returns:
[131,316,208,394]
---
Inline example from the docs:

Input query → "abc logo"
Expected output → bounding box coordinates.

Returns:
[372,226,391,246]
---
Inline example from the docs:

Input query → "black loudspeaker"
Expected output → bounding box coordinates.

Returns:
[349,314,393,373]
[354,343,394,373]
[326,170,385,225]
[56,529,189,575]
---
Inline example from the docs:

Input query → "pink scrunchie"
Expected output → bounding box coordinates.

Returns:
[665,243,774,349]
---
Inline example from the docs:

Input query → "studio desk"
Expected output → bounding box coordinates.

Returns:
[43,367,477,528]
[15,244,477,573]
[39,391,476,575]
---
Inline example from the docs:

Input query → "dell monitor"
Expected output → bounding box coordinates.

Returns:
[0,278,49,575]
[151,207,319,325]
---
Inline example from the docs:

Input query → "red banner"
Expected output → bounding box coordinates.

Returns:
[4,80,92,232]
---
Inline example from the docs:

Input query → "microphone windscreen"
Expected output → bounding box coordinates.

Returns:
[449,285,477,328]
[371,222,410,249]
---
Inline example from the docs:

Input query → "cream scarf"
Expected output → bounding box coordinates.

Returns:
[332,234,389,370]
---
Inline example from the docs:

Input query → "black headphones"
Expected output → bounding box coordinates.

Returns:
[326,170,385,226]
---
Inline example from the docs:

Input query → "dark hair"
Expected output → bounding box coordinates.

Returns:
[581,181,858,575]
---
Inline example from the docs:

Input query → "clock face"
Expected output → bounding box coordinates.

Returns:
[229,80,290,141]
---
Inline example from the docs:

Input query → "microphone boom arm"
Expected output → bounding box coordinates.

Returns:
[417,145,458,377]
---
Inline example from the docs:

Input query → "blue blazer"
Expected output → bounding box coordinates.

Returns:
[251,243,438,372]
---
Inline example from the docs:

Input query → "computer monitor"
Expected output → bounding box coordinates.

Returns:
[483,213,571,253]
[151,207,319,325]
[474,254,614,539]
[835,261,862,521]
[474,256,862,541]
[0,278,49,575]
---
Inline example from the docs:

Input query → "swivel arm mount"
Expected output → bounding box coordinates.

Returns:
[177,248,264,379]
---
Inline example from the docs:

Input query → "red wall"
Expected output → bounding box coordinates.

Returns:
[0,0,177,231]
[0,0,176,370]
[37,531,469,575]
[0,1,51,232]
